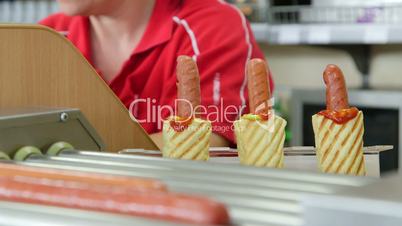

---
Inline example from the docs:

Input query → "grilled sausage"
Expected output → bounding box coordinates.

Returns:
[323,64,349,111]
[247,58,271,115]
[176,55,201,119]
[0,163,166,192]
[0,176,230,225]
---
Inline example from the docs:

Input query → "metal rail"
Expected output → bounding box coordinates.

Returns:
[20,158,301,226]
[60,150,374,186]
[0,201,191,226]
[7,150,377,226]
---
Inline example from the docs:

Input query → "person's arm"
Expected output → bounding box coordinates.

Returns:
[150,132,229,150]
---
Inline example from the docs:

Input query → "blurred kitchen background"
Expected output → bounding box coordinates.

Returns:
[1,0,402,172]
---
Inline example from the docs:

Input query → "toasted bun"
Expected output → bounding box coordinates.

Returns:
[312,111,366,175]
[163,118,211,161]
[235,115,286,168]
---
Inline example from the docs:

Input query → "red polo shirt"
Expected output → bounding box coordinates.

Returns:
[40,0,272,143]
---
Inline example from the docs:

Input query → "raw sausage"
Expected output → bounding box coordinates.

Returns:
[323,64,349,111]
[0,176,230,225]
[0,163,167,192]
[247,58,271,115]
[176,55,201,119]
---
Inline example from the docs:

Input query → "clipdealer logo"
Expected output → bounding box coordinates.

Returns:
[128,97,276,132]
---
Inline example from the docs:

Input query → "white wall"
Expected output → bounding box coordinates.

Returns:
[261,44,363,89]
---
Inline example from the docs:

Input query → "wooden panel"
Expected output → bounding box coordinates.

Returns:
[0,24,158,152]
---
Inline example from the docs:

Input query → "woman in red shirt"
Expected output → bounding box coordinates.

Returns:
[40,0,272,148]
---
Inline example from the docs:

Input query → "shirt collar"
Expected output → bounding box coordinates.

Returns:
[66,0,180,63]
[66,16,92,63]
[133,0,180,54]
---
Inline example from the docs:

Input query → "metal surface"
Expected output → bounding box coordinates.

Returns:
[267,5,402,24]
[60,112,69,122]
[302,174,402,226]
[120,145,393,156]
[0,201,191,226]
[19,158,306,226]
[119,146,389,177]
[256,23,402,44]
[13,150,378,226]
[0,107,105,156]
[252,5,402,44]
[41,150,374,186]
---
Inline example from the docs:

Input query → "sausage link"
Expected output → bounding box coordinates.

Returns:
[0,176,230,225]
[0,163,167,192]
[247,58,272,114]
[323,64,349,111]
[176,56,201,119]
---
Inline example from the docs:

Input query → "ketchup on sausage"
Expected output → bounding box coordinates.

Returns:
[321,64,358,124]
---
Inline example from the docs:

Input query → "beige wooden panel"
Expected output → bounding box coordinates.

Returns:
[0,24,158,152]
[261,45,363,89]
[370,45,402,89]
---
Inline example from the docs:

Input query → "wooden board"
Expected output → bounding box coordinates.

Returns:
[0,24,158,152]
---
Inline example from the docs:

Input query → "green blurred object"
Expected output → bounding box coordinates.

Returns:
[0,152,10,160]
[14,146,42,161]
[273,96,291,144]
[47,141,75,156]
